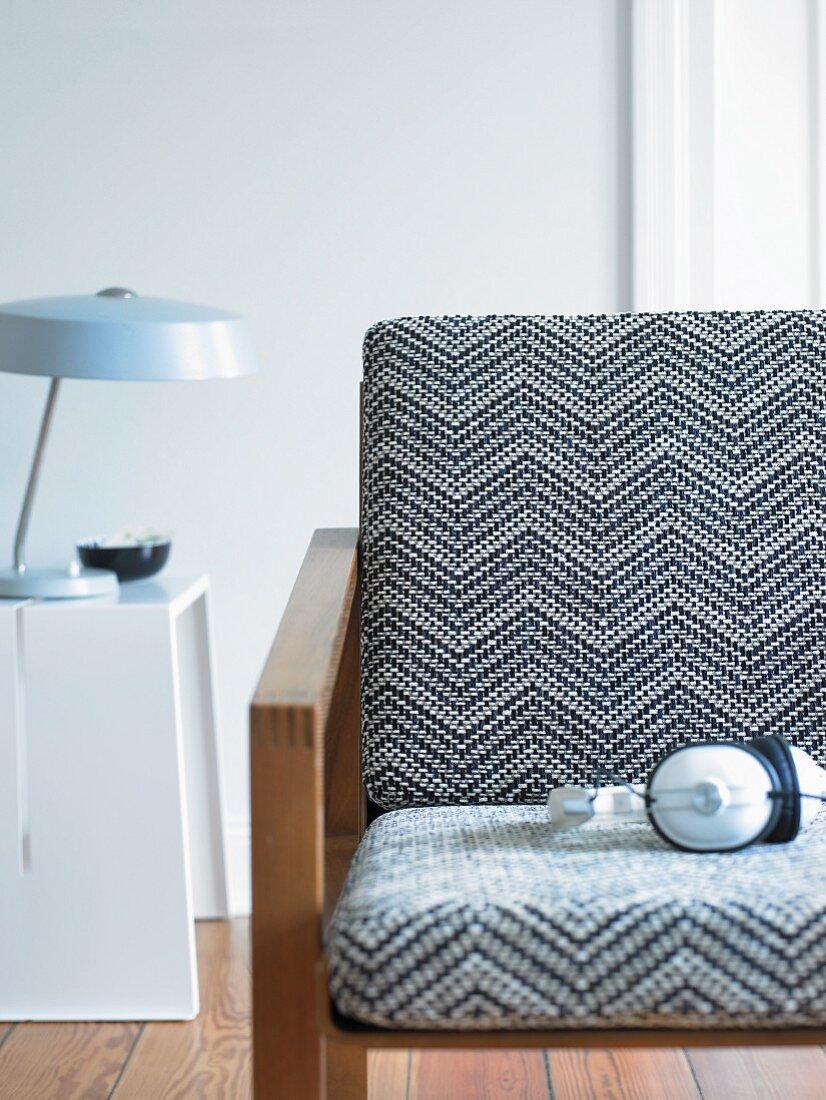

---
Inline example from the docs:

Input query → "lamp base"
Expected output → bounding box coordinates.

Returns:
[0,566,119,599]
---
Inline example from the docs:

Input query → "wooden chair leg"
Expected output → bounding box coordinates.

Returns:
[325,1039,368,1100]
[251,708,325,1100]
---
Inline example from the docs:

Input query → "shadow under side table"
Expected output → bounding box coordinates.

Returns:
[0,575,229,1020]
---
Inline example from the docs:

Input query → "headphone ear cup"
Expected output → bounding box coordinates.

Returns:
[645,741,782,851]
[747,734,801,843]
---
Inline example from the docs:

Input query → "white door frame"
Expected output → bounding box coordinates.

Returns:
[632,0,826,313]
[631,0,715,312]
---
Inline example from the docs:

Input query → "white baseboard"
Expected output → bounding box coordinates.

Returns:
[225,818,251,917]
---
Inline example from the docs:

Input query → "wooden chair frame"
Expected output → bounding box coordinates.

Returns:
[251,526,826,1100]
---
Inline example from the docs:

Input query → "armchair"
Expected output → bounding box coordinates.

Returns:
[251,313,826,1100]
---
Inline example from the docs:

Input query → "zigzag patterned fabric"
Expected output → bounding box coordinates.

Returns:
[361,312,826,808]
[327,805,826,1029]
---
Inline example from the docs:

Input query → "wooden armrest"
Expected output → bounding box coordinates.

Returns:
[250,527,361,1098]
[253,526,359,718]
[252,522,363,831]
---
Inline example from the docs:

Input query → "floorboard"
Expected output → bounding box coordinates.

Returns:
[409,1050,551,1100]
[547,1047,701,1100]
[113,920,250,1099]
[6,921,826,1100]
[369,1051,409,1099]
[688,1045,826,1100]
[0,1020,138,1100]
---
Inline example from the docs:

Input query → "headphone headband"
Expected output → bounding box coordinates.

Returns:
[747,734,801,843]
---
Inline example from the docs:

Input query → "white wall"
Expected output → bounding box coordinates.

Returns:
[0,0,629,911]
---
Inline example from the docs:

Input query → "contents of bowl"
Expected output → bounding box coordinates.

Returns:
[77,529,172,582]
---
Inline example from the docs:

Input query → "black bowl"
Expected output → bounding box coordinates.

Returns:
[77,539,172,582]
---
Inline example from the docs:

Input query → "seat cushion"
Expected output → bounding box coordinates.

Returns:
[360,312,826,808]
[327,805,826,1030]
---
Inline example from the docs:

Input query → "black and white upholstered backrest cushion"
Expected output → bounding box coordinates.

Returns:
[360,312,826,809]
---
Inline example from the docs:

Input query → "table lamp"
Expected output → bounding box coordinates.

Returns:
[0,287,256,599]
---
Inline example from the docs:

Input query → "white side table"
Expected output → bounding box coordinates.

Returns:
[0,575,229,1020]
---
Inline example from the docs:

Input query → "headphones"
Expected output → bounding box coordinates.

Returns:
[546,734,826,852]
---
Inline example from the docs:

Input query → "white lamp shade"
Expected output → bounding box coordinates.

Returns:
[0,291,257,381]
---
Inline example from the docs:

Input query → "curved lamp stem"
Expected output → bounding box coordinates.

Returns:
[14,377,61,573]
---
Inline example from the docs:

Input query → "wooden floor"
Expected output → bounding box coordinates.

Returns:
[2,920,826,1099]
